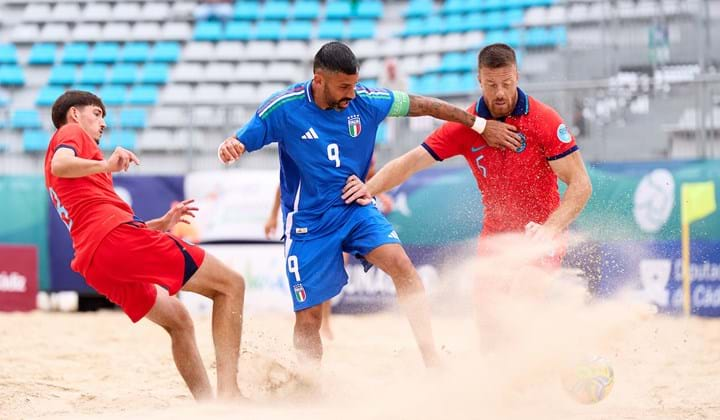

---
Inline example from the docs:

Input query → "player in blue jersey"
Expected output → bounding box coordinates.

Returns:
[218,42,520,368]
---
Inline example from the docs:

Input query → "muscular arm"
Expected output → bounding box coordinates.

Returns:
[544,151,592,232]
[407,94,476,128]
[50,148,108,178]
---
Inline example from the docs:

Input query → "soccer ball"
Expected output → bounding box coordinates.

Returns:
[561,356,614,404]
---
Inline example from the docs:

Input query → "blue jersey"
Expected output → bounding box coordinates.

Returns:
[236,81,395,237]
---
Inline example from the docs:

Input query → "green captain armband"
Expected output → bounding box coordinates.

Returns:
[387,91,410,117]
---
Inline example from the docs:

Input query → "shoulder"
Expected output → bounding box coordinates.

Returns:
[256,82,308,120]
[528,96,563,122]
[354,84,393,104]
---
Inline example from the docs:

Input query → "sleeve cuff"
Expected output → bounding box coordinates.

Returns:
[421,142,443,162]
[547,145,579,161]
[54,145,77,155]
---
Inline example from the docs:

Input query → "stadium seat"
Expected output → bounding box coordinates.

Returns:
[445,15,465,33]
[101,23,132,42]
[266,62,299,81]
[140,63,169,84]
[113,3,142,21]
[348,20,376,40]
[356,1,383,19]
[244,41,276,60]
[0,44,18,65]
[79,64,107,85]
[276,40,308,60]
[40,24,71,42]
[151,42,181,63]
[131,23,163,42]
[438,52,465,72]
[254,21,283,41]
[402,19,424,37]
[226,84,258,105]
[128,85,158,105]
[292,1,320,20]
[225,21,252,41]
[236,62,268,82]
[194,21,223,41]
[51,3,81,22]
[419,16,445,36]
[99,85,127,106]
[23,130,50,152]
[104,130,137,150]
[149,107,185,127]
[82,3,112,21]
[215,42,245,61]
[234,2,260,20]
[10,24,40,43]
[62,43,90,64]
[205,63,237,83]
[70,23,102,42]
[284,21,313,40]
[262,1,291,20]
[108,64,138,85]
[0,66,25,86]
[141,3,170,21]
[439,73,464,95]
[11,110,41,129]
[121,43,150,63]
[326,1,352,19]
[23,4,51,23]
[160,84,194,105]
[194,84,227,104]
[48,65,76,85]
[443,0,467,15]
[172,63,204,83]
[28,43,56,65]
[318,21,345,39]
[36,86,65,106]
[404,0,434,18]
[163,23,193,41]
[119,109,147,129]
[91,43,120,64]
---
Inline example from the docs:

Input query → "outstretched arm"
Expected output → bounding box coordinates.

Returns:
[404,94,522,150]
[343,146,436,205]
[51,147,139,178]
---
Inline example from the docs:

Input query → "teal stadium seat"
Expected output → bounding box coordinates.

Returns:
[23,130,50,152]
[119,109,147,129]
[91,43,120,63]
[347,20,376,40]
[318,20,345,39]
[225,21,252,40]
[62,43,90,64]
[194,21,223,41]
[461,72,477,91]
[284,21,312,40]
[28,43,56,65]
[443,0,466,15]
[292,1,320,19]
[128,85,158,105]
[103,130,136,150]
[254,21,283,41]
[11,110,42,129]
[36,86,65,106]
[79,64,107,85]
[504,29,522,48]
[262,1,290,20]
[356,2,383,19]
[99,85,127,106]
[326,1,352,19]
[402,18,424,37]
[481,0,505,12]
[49,65,76,85]
[121,43,150,63]
[439,73,464,95]
[108,64,138,85]
[404,0,434,18]
[0,65,24,86]
[0,44,18,64]
[445,15,465,33]
[419,15,445,36]
[234,2,260,20]
[139,63,169,84]
[151,42,181,62]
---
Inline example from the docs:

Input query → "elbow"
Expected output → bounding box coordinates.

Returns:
[580,176,593,203]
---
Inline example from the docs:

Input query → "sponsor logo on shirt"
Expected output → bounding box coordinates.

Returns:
[557,124,571,143]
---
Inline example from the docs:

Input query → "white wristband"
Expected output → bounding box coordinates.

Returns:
[471,117,487,135]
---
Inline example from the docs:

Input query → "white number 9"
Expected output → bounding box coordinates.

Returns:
[327,143,340,168]
[288,255,301,282]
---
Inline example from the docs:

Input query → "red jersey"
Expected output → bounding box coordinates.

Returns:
[44,124,134,275]
[423,88,578,236]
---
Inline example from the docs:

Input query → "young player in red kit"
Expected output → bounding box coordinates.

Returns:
[44,91,246,401]
[341,44,592,344]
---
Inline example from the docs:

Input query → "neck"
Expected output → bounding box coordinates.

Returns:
[483,98,517,119]
[310,80,330,110]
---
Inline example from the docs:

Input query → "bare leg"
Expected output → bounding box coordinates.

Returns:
[319,301,334,341]
[183,253,245,399]
[146,287,213,401]
[365,244,440,367]
[294,304,323,366]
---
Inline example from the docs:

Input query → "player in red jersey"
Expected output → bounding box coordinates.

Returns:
[44,91,246,401]
[341,44,592,342]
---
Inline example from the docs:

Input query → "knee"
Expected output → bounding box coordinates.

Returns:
[295,309,322,333]
[164,301,195,336]
[386,254,416,279]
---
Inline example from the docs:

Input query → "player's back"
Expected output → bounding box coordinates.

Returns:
[44,124,134,273]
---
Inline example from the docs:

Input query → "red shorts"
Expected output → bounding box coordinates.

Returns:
[84,222,205,322]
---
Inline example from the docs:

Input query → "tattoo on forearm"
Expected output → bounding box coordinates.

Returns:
[407,94,475,127]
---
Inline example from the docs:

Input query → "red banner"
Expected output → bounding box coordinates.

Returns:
[0,245,38,311]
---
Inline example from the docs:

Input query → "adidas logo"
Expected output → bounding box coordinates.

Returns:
[301,128,319,140]
[388,231,400,240]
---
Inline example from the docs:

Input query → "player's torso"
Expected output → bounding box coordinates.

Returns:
[464,113,560,232]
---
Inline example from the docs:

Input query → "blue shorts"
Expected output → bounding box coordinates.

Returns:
[284,205,401,311]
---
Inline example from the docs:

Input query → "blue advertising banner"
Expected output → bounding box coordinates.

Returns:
[48,176,184,292]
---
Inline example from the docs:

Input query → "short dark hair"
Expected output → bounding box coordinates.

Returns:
[313,41,358,75]
[478,43,517,69]
[51,90,106,129]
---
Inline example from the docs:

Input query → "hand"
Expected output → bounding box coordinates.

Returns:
[342,175,373,206]
[218,137,246,164]
[162,199,199,231]
[482,120,522,151]
[264,216,278,239]
[524,221,558,242]
[104,147,140,172]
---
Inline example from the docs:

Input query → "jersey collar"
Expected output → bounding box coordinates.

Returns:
[305,80,314,104]
[475,88,529,119]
